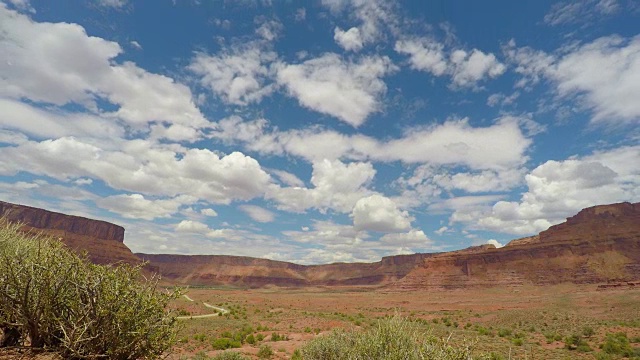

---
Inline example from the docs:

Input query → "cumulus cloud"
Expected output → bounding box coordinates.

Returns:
[189,44,277,105]
[216,116,531,170]
[239,205,276,223]
[175,220,211,233]
[448,49,506,88]
[506,35,640,125]
[276,53,396,126]
[0,137,272,205]
[0,5,206,129]
[334,27,364,51]
[255,19,283,41]
[0,98,124,140]
[201,208,218,217]
[352,194,412,232]
[472,146,640,235]
[97,194,193,220]
[395,38,448,76]
[322,0,398,49]
[395,37,505,88]
[267,159,375,213]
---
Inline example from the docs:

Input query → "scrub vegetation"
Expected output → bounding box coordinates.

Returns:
[0,219,181,359]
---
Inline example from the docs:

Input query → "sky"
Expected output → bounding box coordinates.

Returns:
[0,0,639,264]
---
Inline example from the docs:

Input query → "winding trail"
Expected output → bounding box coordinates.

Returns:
[176,294,229,320]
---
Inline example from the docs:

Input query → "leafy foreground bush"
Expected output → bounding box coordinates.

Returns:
[0,220,180,359]
[300,315,491,360]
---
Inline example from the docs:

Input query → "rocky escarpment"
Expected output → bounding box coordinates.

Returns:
[2,200,638,289]
[136,253,434,287]
[394,202,640,290]
[0,201,140,265]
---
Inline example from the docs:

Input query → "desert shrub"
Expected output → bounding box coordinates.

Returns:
[291,349,303,360]
[211,352,250,360]
[301,315,491,360]
[257,344,274,359]
[600,332,639,357]
[0,220,180,359]
[211,337,242,350]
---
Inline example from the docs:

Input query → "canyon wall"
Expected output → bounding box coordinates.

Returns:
[394,202,640,290]
[2,199,638,289]
[0,201,140,265]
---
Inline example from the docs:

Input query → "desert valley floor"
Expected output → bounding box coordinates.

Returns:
[167,284,640,359]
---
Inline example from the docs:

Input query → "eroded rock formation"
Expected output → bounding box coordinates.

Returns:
[0,201,140,265]
[2,200,638,289]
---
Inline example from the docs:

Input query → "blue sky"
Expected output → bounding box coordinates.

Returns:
[0,0,638,264]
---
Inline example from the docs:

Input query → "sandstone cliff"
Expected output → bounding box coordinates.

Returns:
[2,200,638,289]
[0,201,140,265]
[136,253,434,287]
[394,202,640,290]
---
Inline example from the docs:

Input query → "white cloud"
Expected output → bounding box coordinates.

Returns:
[486,239,504,248]
[0,5,206,129]
[130,40,142,50]
[352,194,412,232]
[449,49,506,88]
[189,45,276,105]
[0,137,273,205]
[175,220,210,234]
[97,0,128,8]
[201,208,218,217]
[294,8,306,21]
[395,38,505,88]
[434,226,448,235]
[0,98,124,140]
[239,204,276,223]
[379,229,431,247]
[276,53,395,126]
[374,118,529,169]
[334,27,364,51]
[544,0,620,26]
[474,146,640,235]
[97,194,192,220]
[506,35,640,125]
[219,116,531,170]
[267,159,375,213]
[395,38,448,76]
[255,19,283,41]
[270,169,305,187]
[322,0,398,48]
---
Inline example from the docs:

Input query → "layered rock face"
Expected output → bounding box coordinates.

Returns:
[2,200,638,289]
[394,202,640,290]
[0,201,140,265]
[136,253,434,287]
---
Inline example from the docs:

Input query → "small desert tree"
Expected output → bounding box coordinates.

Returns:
[0,219,180,359]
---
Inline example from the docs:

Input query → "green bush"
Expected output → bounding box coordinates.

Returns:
[301,315,491,360]
[211,337,242,350]
[0,220,180,359]
[601,332,639,357]
[257,344,274,359]
[211,352,250,360]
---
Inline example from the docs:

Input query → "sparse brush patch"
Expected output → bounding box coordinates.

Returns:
[0,219,181,359]
[211,351,250,360]
[301,315,492,360]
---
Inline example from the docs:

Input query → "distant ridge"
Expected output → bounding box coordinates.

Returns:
[2,200,639,289]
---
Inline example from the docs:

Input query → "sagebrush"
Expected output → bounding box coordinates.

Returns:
[0,219,181,359]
